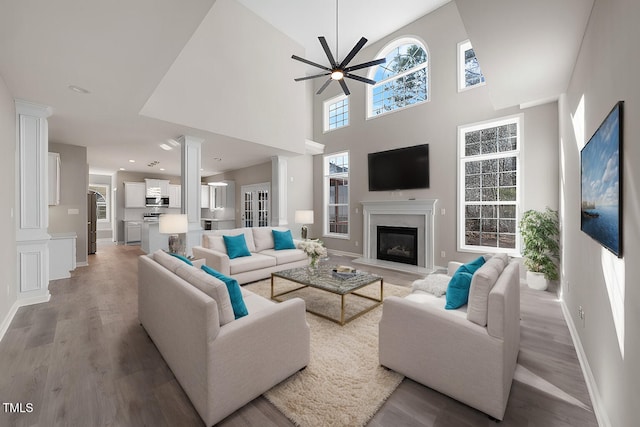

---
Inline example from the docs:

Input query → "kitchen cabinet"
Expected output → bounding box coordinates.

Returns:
[124,220,142,244]
[48,152,60,206]
[124,182,146,208]
[169,184,181,208]
[49,232,77,280]
[201,185,211,209]
[145,179,170,197]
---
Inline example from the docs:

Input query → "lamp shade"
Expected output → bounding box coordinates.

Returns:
[159,214,188,234]
[295,210,314,224]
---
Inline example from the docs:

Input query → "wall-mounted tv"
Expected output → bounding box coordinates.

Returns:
[580,101,623,257]
[368,144,429,191]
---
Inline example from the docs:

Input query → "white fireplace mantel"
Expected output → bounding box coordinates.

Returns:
[360,199,438,272]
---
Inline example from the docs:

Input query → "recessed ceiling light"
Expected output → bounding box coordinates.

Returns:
[68,85,90,94]
[159,143,172,151]
[119,167,125,171]
[129,159,135,163]
[159,168,165,171]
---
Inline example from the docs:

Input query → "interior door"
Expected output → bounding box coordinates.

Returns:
[87,192,97,254]
[240,183,270,227]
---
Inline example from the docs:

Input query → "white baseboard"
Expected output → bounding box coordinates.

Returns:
[0,301,20,342]
[326,249,362,258]
[76,261,88,268]
[560,300,611,427]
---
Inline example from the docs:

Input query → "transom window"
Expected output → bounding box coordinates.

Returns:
[458,116,522,254]
[458,40,486,91]
[323,94,349,132]
[368,38,429,118]
[323,151,349,238]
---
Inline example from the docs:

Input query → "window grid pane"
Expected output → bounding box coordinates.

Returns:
[464,47,486,88]
[327,97,349,131]
[461,120,519,251]
[325,152,349,236]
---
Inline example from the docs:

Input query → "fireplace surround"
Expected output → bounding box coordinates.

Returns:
[357,199,437,273]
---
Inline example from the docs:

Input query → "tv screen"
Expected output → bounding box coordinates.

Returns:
[368,144,429,191]
[580,101,623,257]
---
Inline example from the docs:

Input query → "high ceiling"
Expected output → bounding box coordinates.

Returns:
[0,0,593,177]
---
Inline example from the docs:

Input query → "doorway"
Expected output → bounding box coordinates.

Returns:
[240,182,271,227]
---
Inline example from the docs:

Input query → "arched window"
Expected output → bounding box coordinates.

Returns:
[368,37,429,117]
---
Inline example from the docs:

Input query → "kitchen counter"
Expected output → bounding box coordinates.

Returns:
[141,222,169,254]
[202,218,236,230]
[49,232,77,280]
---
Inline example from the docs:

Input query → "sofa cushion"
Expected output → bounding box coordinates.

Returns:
[174,264,235,326]
[169,253,193,265]
[201,265,248,319]
[406,290,469,319]
[252,227,275,252]
[273,229,296,250]
[223,234,252,259]
[229,253,277,275]
[153,249,185,273]
[260,248,307,265]
[467,256,507,326]
[203,234,227,252]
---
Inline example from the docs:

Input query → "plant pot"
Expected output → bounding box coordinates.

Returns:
[526,271,549,291]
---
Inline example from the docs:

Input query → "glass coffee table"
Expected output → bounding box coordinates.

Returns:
[271,266,384,325]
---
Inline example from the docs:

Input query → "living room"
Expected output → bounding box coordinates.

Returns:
[1,0,639,426]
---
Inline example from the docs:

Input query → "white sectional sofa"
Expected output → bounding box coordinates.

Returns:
[379,254,520,421]
[138,250,310,426]
[192,227,309,284]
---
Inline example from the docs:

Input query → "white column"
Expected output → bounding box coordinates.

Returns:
[271,155,288,226]
[15,100,52,305]
[179,135,204,256]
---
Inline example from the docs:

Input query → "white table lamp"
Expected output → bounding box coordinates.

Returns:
[159,214,188,255]
[295,210,314,240]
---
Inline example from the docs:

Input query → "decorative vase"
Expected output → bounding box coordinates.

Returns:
[526,271,549,291]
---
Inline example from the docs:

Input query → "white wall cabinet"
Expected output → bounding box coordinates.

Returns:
[145,179,170,197]
[124,182,146,208]
[169,184,181,208]
[201,185,211,209]
[48,152,60,206]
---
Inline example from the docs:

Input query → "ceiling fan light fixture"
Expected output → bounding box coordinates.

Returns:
[331,70,344,80]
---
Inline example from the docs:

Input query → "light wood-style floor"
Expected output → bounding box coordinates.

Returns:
[0,244,598,426]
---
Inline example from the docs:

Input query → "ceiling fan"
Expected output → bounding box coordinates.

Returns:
[291,0,386,96]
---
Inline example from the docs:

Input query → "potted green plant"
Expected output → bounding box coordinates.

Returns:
[519,208,560,291]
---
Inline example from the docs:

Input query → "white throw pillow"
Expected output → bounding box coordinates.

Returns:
[174,264,235,326]
[411,274,450,297]
[252,227,275,252]
[203,234,227,253]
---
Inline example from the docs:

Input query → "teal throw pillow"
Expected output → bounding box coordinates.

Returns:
[223,234,252,259]
[202,265,248,319]
[457,256,486,275]
[445,271,473,309]
[273,229,296,250]
[169,253,193,265]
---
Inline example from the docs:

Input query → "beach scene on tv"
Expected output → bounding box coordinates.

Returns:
[580,104,621,256]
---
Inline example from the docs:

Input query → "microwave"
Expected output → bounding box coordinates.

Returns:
[145,196,169,207]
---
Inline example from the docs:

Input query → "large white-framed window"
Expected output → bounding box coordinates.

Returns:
[458,115,522,254]
[367,37,429,118]
[323,94,349,132]
[458,39,486,91]
[89,184,110,222]
[323,151,349,238]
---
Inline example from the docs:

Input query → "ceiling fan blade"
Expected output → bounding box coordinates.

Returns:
[291,55,331,71]
[339,79,351,96]
[318,36,337,68]
[338,37,368,69]
[344,73,377,85]
[295,72,331,82]
[316,78,333,95]
[344,58,386,73]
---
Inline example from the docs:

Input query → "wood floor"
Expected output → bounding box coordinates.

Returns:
[0,244,598,426]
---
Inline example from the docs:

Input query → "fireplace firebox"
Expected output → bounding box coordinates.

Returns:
[377,226,419,266]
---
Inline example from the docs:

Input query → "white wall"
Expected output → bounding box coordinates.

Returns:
[559,0,640,425]
[312,2,559,263]
[0,74,17,339]
[48,142,88,265]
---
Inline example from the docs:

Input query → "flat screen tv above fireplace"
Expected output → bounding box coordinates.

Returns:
[368,144,429,191]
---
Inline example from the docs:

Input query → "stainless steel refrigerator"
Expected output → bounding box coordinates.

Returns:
[88,191,97,254]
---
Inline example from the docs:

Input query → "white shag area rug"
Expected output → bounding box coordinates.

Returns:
[244,279,411,427]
